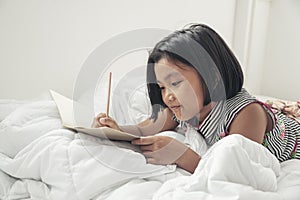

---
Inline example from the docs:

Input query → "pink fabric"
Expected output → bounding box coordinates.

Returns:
[265,99,300,124]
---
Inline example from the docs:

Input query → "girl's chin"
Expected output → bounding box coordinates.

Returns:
[174,113,193,121]
[173,113,182,120]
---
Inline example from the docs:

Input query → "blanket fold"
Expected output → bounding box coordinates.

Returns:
[153,134,282,200]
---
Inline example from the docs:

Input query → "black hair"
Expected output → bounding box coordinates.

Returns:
[147,23,244,120]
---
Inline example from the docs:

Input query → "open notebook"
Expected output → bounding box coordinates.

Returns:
[50,90,140,141]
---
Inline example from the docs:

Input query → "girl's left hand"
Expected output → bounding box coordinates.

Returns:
[131,136,188,165]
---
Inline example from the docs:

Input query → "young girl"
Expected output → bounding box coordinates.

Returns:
[92,24,300,174]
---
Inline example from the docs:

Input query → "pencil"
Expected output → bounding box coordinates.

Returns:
[106,72,112,117]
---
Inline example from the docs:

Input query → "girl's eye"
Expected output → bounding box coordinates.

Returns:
[171,80,182,86]
[159,86,165,90]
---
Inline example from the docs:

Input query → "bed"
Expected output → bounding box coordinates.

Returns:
[0,89,300,200]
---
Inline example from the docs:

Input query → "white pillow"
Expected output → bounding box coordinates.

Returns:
[111,83,151,125]
[0,100,62,158]
[94,78,151,126]
[0,92,53,121]
[0,99,28,121]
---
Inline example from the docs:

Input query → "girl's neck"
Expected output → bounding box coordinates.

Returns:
[196,102,216,124]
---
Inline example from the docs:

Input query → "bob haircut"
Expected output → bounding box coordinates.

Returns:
[146,24,244,120]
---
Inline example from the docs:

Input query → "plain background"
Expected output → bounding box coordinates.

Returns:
[0,0,299,101]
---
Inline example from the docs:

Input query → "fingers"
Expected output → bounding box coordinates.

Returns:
[96,113,107,122]
[131,136,185,165]
[141,150,155,164]
[91,113,106,127]
[131,136,156,145]
[99,117,117,128]
[132,137,157,154]
[142,152,165,165]
[145,158,155,164]
[132,136,172,153]
[139,144,154,152]
[92,113,118,129]
[145,155,156,164]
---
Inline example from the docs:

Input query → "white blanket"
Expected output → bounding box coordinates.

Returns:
[0,128,180,200]
[154,135,282,200]
[1,100,300,200]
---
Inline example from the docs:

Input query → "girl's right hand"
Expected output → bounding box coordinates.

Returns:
[91,113,121,131]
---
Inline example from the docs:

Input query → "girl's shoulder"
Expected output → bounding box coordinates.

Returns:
[227,88,256,102]
[218,88,263,128]
[224,88,257,112]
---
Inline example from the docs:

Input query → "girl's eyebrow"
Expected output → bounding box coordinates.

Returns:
[157,72,181,84]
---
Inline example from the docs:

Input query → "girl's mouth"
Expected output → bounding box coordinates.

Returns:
[170,105,181,111]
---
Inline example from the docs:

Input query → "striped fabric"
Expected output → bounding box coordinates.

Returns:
[175,88,300,162]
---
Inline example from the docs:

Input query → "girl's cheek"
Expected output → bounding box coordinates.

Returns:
[161,91,167,103]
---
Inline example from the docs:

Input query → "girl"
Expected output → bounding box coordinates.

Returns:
[92,24,300,174]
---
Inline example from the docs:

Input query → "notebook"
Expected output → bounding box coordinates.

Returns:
[50,90,140,141]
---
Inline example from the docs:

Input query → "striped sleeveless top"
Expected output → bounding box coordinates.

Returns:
[176,88,300,162]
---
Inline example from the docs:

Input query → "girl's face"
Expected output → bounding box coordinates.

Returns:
[154,58,205,121]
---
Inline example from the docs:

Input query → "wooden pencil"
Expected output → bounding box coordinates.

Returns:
[106,72,112,117]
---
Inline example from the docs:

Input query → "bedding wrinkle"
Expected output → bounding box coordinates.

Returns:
[0,129,80,199]
[40,130,79,200]
[153,135,282,200]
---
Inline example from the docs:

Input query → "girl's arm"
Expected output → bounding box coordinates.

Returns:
[175,102,270,173]
[174,102,271,173]
[228,102,271,143]
[132,135,201,174]
[93,108,178,137]
[175,148,201,174]
[120,108,179,136]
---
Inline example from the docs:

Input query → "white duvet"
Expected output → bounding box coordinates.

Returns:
[0,100,300,200]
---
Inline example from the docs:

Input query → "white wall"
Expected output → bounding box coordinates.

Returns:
[239,0,272,96]
[0,0,236,100]
[240,0,300,101]
[261,0,300,101]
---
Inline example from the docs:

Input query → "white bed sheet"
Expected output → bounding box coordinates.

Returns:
[0,96,300,200]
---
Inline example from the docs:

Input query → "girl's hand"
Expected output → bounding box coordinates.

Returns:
[91,113,121,131]
[131,136,188,165]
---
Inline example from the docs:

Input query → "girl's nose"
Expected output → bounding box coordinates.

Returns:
[165,89,176,102]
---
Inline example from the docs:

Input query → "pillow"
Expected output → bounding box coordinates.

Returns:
[0,100,62,158]
[0,99,28,121]
[94,78,151,126]
[111,83,151,125]
[0,92,53,121]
